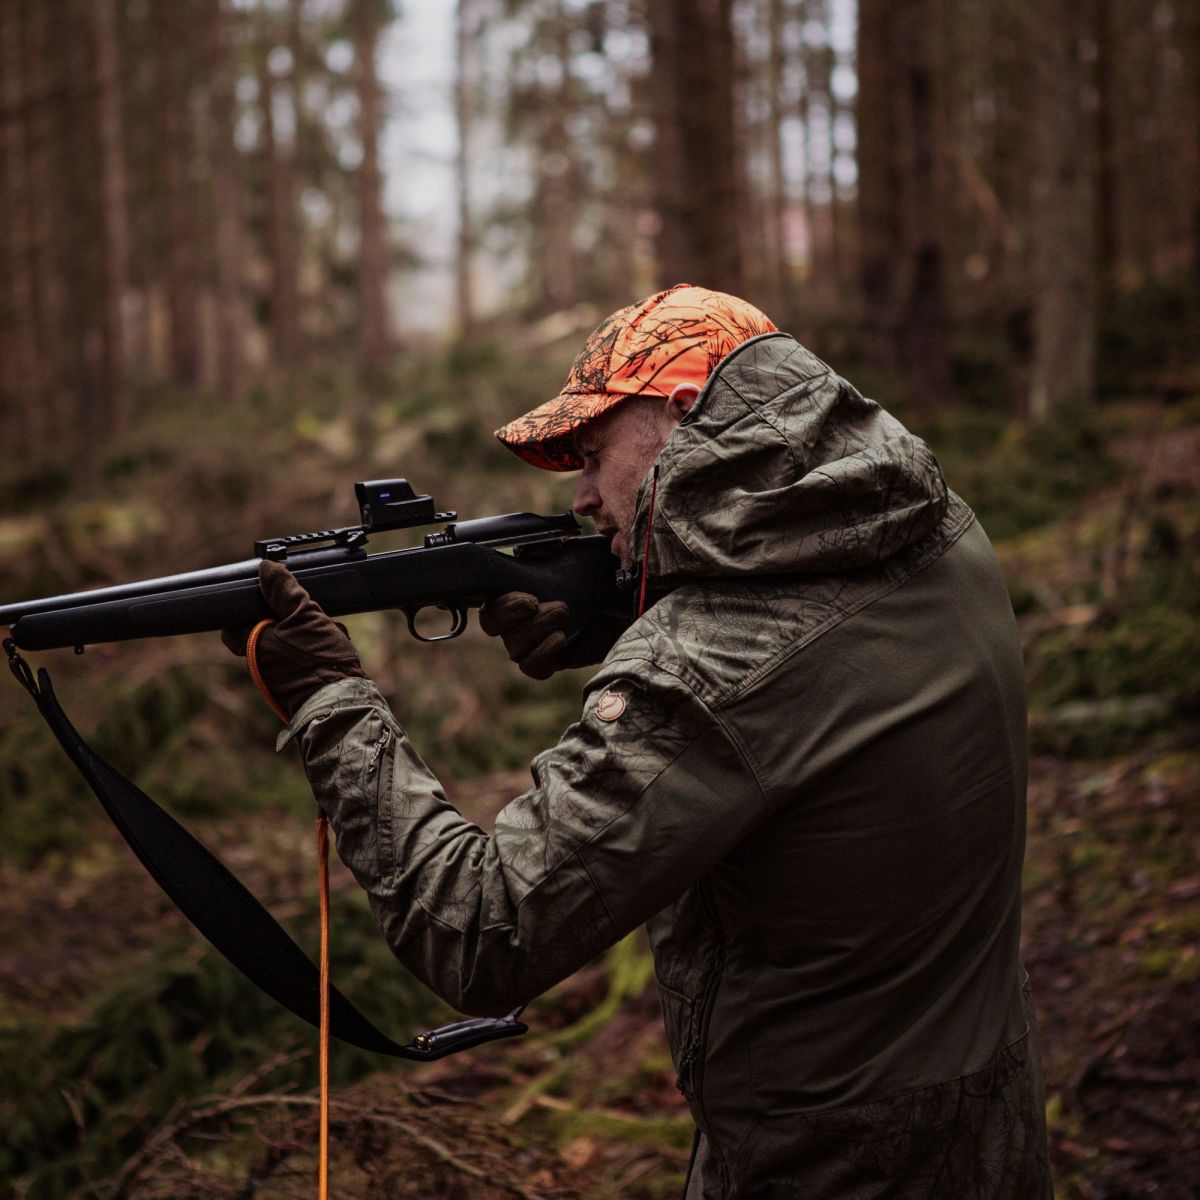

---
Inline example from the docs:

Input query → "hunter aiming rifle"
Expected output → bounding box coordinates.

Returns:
[2,478,631,1063]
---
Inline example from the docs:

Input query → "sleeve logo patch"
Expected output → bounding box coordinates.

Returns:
[595,689,627,722]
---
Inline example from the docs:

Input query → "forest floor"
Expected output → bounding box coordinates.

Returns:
[2,745,1196,1200]
[1,372,1197,1199]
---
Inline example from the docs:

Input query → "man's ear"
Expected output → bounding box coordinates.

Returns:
[667,382,702,421]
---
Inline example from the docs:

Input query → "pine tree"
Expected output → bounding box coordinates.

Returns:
[647,0,742,292]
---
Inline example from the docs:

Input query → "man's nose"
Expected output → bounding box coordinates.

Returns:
[573,472,600,517]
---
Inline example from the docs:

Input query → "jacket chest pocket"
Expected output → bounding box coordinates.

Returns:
[649,886,723,1107]
[658,982,702,1096]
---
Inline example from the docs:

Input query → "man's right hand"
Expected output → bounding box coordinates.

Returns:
[478,592,629,680]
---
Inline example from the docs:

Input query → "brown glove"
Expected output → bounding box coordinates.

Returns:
[221,559,366,719]
[478,592,630,680]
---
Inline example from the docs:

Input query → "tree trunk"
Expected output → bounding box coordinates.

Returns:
[897,0,952,410]
[985,0,1036,394]
[855,0,902,367]
[154,1,202,387]
[258,38,302,368]
[353,0,392,367]
[454,0,476,337]
[92,0,130,433]
[733,12,766,300]
[765,0,790,312]
[0,0,41,454]
[208,0,247,400]
[62,0,102,490]
[24,0,70,447]
[1093,0,1118,293]
[1029,0,1095,419]
[648,0,742,293]
[795,1,817,284]
[819,2,843,308]
[287,0,309,173]
[529,1,581,314]
[1190,0,1200,288]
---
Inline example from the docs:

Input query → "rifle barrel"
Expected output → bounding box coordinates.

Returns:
[0,546,363,630]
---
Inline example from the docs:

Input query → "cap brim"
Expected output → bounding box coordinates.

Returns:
[494,391,629,471]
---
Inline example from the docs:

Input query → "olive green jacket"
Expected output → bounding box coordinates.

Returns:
[282,334,1051,1198]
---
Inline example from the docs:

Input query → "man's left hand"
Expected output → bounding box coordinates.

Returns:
[221,559,366,719]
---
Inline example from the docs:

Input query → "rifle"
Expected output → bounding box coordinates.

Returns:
[0,477,630,651]
[2,478,632,1065]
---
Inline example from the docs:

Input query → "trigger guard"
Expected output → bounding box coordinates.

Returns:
[406,605,469,643]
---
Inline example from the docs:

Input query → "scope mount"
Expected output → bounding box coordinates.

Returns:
[254,478,456,560]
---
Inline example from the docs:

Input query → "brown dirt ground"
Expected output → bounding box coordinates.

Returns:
[22,734,1190,1200]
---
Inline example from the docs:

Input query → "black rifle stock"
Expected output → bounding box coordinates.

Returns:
[0,478,632,651]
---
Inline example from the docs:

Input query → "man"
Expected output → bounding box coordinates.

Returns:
[229,285,1052,1197]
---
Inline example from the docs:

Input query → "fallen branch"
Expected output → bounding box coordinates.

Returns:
[227,1047,309,1099]
[1120,1101,1178,1135]
[109,1094,302,1199]
[1100,1066,1198,1088]
[350,1106,538,1199]
[109,1092,539,1200]
[1063,1001,1145,1110]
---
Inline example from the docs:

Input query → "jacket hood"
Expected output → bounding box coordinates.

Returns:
[630,332,951,582]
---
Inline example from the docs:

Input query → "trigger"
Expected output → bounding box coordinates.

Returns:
[406,605,469,643]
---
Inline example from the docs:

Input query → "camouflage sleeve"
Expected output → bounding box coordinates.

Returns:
[279,663,767,1017]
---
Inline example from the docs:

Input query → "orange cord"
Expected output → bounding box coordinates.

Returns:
[637,466,660,618]
[317,815,331,1200]
[245,620,330,1200]
[245,621,290,724]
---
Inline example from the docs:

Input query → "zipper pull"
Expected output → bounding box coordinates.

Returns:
[675,1044,696,1094]
[366,727,392,776]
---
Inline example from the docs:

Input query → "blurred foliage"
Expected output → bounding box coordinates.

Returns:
[929,405,1122,541]
[1097,280,1200,396]
[1023,514,1200,755]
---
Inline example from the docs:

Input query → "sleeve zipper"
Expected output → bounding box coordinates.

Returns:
[365,726,392,776]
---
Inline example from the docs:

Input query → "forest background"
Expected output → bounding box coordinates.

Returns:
[0,0,1198,1197]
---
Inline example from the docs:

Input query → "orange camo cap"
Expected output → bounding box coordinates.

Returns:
[494,284,779,471]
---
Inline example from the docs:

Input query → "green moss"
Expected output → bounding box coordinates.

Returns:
[1097,280,1200,394]
[593,1054,677,1108]
[1023,530,1200,754]
[0,458,72,512]
[1068,840,1109,873]
[540,1103,695,1152]
[0,893,442,1198]
[1150,908,1200,939]
[549,933,656,1049]
[1140,948,1177,980]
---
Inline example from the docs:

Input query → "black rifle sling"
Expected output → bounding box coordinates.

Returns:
[5,650,526,1061]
